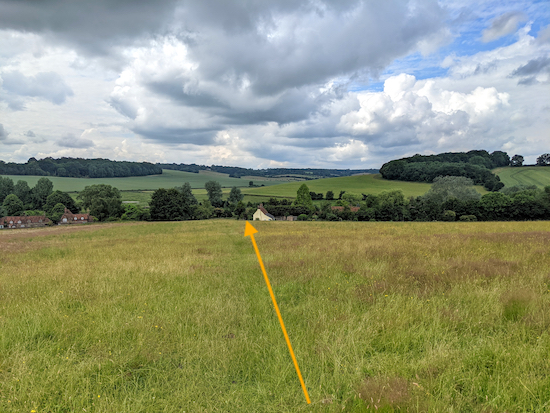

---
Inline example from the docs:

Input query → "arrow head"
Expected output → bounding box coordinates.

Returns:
[244,221,258,237]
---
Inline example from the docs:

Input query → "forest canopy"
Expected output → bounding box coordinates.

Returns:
[0,157,162,178]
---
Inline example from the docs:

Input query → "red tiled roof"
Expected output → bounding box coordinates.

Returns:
[258,204,275,219]
[0,215,51,224]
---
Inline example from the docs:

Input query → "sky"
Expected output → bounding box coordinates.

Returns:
[0,0,549,169]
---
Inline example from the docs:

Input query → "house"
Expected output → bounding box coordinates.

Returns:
[253,204,275,221]
[0,215,51,229]
[59,208,94,224]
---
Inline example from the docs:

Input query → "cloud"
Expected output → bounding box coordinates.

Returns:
[1,70,73,106]
[0,122,24,145]
[482,11,527,43]
[25,130,36,137]
[0,123,7,140]
[510,55,550,76]
[56,133,95,148]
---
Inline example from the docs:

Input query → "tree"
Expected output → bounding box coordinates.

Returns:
[423,176,481,204]
[177,182,198,208]
[47,203,67,224]
[326,190,334,200]
[194,200,214,220]
[77,184,123,221]
[228,186,244,204]
[249,181,254,187]
[150,188,184,221]
[32,177,54,209]
[536,153,550,166]
[205,181,223,207]
[44,190,78,213]
[510,155,524,167]
[338,190,346,200]
[0,176,14,203]
[3,194,24,216]
[295,183,313,210]
[121,204,150,221]
[13,180,32,207]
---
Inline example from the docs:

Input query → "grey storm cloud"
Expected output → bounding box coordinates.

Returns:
[482,11,527,43]
[56,133,94,148]
[510,56,550,77]
[1,71,73,105]
[0,0,180,56]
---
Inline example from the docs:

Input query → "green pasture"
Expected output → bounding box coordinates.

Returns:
[1,220,549,412]
[494,166,550,188]
[0,169,286,192]
[242,174,435,199]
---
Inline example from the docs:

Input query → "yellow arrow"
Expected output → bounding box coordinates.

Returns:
[244,221,311,404]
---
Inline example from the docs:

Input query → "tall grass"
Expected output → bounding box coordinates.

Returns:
[0,220,549,412]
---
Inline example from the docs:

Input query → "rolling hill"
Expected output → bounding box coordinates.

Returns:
[494,166,550,189]
[241,173,436,199]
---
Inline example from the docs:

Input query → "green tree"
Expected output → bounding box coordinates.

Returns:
[121,204,150,221]
[150,188,184,221]
[13,180,32,207]
[176,182,198,208]
[0,176,14,203]
[228,186,244,204]
[77,184,123,221]
[536,153,550,166]
[3,194,24,216]
[44,190,78,213]
[423,176,481,204]
[510,155,524,167]
[295,183,313,209]
[194,200,214,220]
[31,177,54,209]
[47,203,67,224]
[205,181,223,207]
[325,190,334,200]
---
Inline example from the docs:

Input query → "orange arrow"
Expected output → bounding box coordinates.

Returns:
[244,221,311,404]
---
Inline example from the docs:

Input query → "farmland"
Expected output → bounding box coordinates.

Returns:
[0,220,548,412]
[0,169,286,192]
[494,166,550,189]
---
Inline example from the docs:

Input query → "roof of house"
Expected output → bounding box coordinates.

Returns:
[61,208,93,220]
[0,215,51,224]
[258,204,275,219]
[331,206,360,213]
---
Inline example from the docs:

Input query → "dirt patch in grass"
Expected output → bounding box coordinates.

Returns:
[358,376,425,411]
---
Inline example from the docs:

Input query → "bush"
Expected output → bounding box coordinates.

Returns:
[441,210,456,221]
[297,214,308,221]
[459,215,477,222]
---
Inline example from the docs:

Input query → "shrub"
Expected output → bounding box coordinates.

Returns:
[459,214,477,222]
[297,214,308,221]
[441,210,456,221]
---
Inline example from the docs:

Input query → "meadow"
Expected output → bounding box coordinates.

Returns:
[0,220,549,412]
[1,170,286,192]
[242,174,450,199]
[494,166,550,189]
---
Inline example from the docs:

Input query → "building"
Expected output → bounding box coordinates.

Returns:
[253,204,275,221]
[59,208,94,224]
[0,215,51,229]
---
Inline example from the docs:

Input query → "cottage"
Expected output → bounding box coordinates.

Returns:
[59,208,94,224]
[253,204,275,221]
[0,215,51,229]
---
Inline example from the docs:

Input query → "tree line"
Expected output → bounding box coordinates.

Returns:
[0,157,162,178]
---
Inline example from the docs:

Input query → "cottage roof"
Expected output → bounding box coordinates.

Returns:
[0,215,51,224]
[258,204,275,219]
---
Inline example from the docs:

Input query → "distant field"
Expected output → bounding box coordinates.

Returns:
[1,220,549,412]
[494,166,550,188]
[0,169,287,192]
[242,174,435,199]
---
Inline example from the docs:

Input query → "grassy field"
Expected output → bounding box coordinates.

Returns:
[0,170,286,192]
[242,174,455,199]
[1,220,549,412]
[494,166,550,189]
